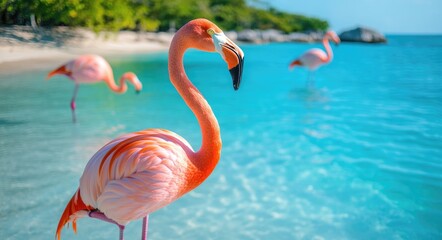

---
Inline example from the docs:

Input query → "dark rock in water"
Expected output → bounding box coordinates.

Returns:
[339,27,387,43]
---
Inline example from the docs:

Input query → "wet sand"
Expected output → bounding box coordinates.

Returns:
[0,26,172,75]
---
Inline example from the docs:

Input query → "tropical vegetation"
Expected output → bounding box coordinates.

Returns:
[0,0,328,33]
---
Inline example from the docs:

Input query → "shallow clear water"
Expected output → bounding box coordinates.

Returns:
[0,35,441,239]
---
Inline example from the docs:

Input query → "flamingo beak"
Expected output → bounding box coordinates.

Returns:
[135,82,142,94]
[211,31,244,90]
[221,42,244,91]
[47,65,71,80]
[334,38,341,47]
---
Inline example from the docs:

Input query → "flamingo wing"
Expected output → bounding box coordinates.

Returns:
[79,129,195,225]
[299,48,328,70]
[70,55,109,83]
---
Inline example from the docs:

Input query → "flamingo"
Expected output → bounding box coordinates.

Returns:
[47,54,143,122]
[55,18,244,240]
[289,30,340,85]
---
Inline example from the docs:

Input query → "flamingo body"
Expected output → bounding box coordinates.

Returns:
[289,31,341,71]
[47,54,142,122]
[66,129,194,226]
[56,19,244,240]
[61,55,110,84]
[295,48,328,71]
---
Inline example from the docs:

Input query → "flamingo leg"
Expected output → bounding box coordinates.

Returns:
[119,225,125,240]
[71,84,79,123]
[306,71,316,89]
[88,211,125,240]
[141,215,149,240]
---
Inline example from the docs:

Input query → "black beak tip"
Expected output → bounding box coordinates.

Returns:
[135,90,141,94]
[229,57,244,91]
[230,67,241,91]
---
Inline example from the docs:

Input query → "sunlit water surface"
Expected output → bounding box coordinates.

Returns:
[0,35,441,239]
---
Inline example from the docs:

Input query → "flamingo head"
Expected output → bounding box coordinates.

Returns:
[184,19,244,90]
[325,30,341,46]
[134,81,142,94]
[121,72,142,94]
[47,62,73,80]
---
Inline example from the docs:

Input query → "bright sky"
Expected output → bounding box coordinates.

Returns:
[267,0,442,34]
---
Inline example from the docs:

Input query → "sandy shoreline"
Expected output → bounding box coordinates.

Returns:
[0,26,172,75]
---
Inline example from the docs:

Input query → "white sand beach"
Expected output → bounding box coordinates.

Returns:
[0,26,173,74]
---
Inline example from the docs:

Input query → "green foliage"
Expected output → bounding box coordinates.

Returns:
[248,7,329,33]
[147,0,213,31]
[212,4,252,31]
[0,0,328,33]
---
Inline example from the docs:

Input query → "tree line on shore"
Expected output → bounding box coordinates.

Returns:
[0,0,328,33]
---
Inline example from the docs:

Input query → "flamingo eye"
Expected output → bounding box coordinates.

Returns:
[207,28,215,36]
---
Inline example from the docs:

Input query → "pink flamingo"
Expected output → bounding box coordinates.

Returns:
[55,19,244,240]
[289,31,340,84]
[47,54,143,122]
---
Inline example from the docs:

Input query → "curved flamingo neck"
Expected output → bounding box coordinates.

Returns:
[322,35,333,63]
[168,30,221,178]
[105,72,136,94]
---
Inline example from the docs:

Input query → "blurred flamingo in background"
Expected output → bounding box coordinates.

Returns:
[47,54,142,122]
[55,19,244,240]
[289,30,340,85]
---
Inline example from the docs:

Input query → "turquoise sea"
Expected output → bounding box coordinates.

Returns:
[0,35,441,239]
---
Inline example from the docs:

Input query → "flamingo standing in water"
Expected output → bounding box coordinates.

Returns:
[55,19,244,240]
[47,54,143,122]
[289,31,340,85]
